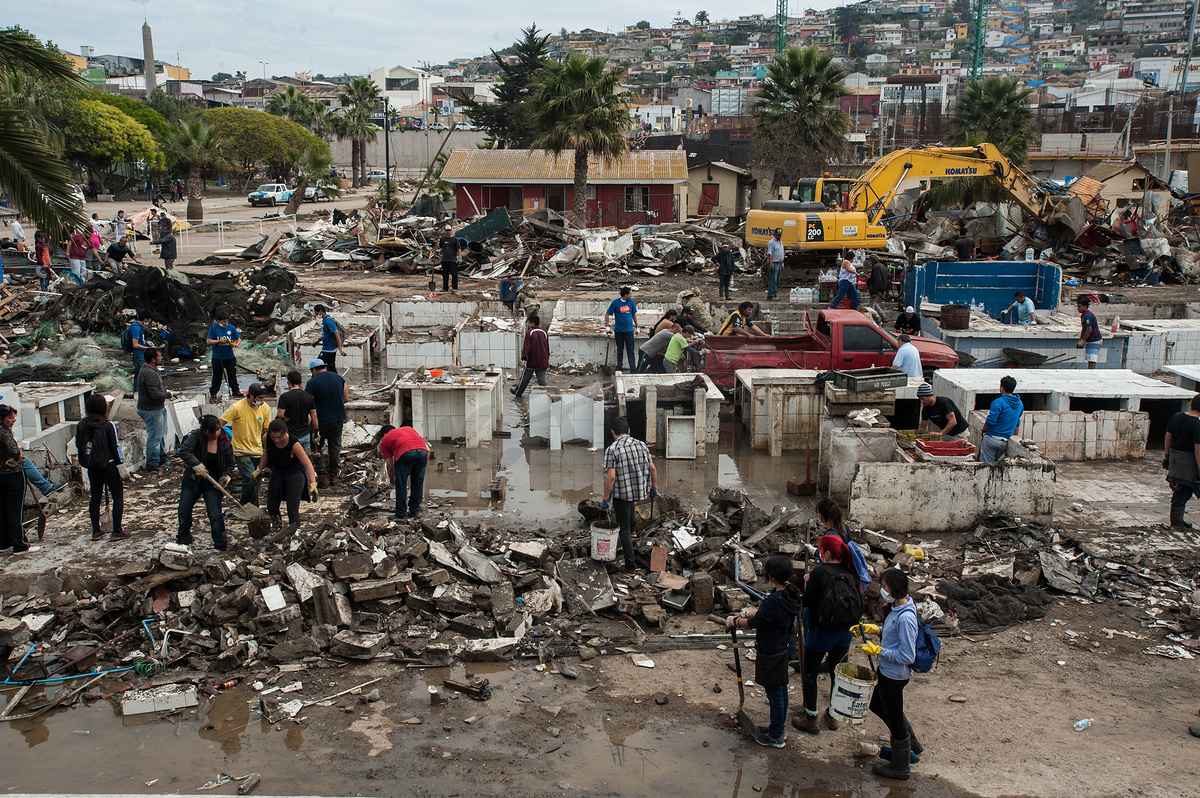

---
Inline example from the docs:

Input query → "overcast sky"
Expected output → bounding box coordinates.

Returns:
[11,0,845,80]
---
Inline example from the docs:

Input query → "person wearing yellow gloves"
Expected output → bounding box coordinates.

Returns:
[255,419,319,527]
[862,568,921,781]
[793,534,865,734]
[176,415,236,550]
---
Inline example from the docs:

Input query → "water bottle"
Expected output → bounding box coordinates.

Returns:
[1073,718,1093,731]
[1025,246,1035,261]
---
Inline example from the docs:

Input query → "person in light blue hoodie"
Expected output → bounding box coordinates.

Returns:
[979,374,1023,462]
[861,568,920,781]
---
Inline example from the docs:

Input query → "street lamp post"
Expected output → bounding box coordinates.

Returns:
[382,97,391,212]
[258,61,269,108]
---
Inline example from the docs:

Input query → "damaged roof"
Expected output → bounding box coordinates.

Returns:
[441,149,688,185]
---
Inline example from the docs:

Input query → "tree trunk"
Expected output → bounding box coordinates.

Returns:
[350,140,360,188]
[187,164,204,222]
[573,147,589,226]
[358,141,367,188]
[284,176,308,216]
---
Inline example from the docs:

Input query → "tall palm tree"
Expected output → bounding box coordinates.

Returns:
[309,99,335,142]
[694,10,710,24]
[160,118,228,221]
[0,28,86,235]
[341,106,374,187]
[528,52,633,224]
[950,76,1036,163]
[750,46,850,188]
[284,143,341,215]
[339,76,381,186]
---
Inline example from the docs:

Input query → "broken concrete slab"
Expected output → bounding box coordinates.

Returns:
[331,554,374,581]
[457,636,520,662]
[329,630,388,659]
[286,563,324,604]
[348,576,410,602]
[121,684,199,715]
[555,557,616,614]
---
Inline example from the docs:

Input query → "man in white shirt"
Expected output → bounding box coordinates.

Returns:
[892,334,923,381]
[765,228,785,300]
[9,219,25,249]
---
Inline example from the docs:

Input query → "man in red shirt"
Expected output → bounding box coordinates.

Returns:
[511,315,550,398]
[380,425,431,519]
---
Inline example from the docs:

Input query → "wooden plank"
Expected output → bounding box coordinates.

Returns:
[0,684,32,720]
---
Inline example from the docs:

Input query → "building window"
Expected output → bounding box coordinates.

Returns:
[625,186,649,212]
[385,78,419,92]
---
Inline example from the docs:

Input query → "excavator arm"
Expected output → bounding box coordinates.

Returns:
[847,143,1046,226]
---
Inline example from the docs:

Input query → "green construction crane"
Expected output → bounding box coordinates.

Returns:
[776,0,788,56]
[969,0,989,81]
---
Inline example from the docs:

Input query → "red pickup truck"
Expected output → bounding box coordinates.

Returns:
[702,309,959,389]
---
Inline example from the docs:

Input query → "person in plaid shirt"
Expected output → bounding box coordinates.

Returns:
[601,417,658,574]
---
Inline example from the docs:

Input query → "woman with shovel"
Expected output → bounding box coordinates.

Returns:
[727,555,801,748]
[176,415,236,550]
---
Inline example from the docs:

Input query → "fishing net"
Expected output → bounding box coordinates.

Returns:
[934,574,1049,634]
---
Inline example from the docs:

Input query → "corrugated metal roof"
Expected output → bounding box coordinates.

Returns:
[442,149,688,184]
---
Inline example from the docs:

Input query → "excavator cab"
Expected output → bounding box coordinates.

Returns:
[788,177,857,210]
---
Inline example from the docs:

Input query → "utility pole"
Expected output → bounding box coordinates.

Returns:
[775,0,788,57]
[1164,0,1199,183]
[969,0,988,82]
[383,97,391,212]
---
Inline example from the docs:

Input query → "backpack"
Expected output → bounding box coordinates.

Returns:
[121,324,136,354]
[912,620,942,674]
[76,419,112,469]
[815,564,865,631]
[328,316,346,340]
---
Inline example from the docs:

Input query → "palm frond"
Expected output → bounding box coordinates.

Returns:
[0,103,85,234]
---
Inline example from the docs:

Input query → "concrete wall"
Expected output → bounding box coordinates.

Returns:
[933,327,1125,370]
[818,417,898,505]
[1123,324,1200,373]
[966,408,1149,461]
[386,340,454,370]
[391,301,477,328]
[528,389,605,449]
[330,130,488,173]
[457,329,520,369]
[849,451,1057,533]
[736,372,824,455]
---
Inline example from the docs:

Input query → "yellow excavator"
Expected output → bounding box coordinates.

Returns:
[745,143,1050,253]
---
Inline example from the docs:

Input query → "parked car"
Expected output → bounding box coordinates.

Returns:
[248,183,293,206]
[365,169,388,183]
[304,185,333,201]
[428,123,450,131]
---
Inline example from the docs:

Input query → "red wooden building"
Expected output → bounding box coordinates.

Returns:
[441,149,688,228]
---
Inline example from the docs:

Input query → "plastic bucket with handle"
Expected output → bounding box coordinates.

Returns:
[590,520,619,561]
[829,661,877,725]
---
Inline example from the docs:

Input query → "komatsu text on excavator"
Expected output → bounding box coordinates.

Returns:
[745,144,1050,256]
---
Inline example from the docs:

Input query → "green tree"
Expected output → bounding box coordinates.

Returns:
[835,5,866,41]
[63,99,162,189]
[695,10,710,24]
[284,142,340,215]
[750,46,850,188]
[202,107,321,190]
[528,52,633,224]
[950,76,1036,163]
[0,27,86,235]
[160,118,227,221]
[338,76,380,186]
[91,91,170,139]
[266,84,314,126]
[728,31,749,46]
[636,20,651,30]
[696,56,734,75]
[461,25,551,149]
[147,87,198,124]
[340,106,375,188]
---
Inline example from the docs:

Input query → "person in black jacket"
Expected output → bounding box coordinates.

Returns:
[151,220,177,270]
[76,394,128,541]
[712,243,736,300]
[177,414,236,550]
[728,554,802,747]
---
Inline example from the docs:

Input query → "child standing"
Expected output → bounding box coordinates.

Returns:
[729,554,802,747]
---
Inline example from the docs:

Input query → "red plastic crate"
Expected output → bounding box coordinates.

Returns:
[914,439,977,461]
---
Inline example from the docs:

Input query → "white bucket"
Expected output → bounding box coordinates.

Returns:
[590,521,619,561]
[829,661,877,725]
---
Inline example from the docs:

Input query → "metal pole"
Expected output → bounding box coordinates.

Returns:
[384,98,391,212]
[1165,0,1200,183]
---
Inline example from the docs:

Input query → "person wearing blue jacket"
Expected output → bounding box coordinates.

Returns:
[861,568,920,780]
[980,374,1023,462]
[729,554,802,748]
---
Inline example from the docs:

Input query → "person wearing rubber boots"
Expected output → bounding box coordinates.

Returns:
[862,568,921,780]
[599,418,657,575]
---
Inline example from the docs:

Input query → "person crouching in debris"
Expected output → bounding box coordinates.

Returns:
[176,414,235,550]
[381,424,431,519]
[728,555,801,748]
[863,568,921,781]
[979,375,1023,463]
[600,417,657,575]
[76,394,129,541]
[254,419,318,527]
[793,533,862,735]
[1163,394,1200,528]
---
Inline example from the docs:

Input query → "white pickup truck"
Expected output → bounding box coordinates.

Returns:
[248,183,293,207]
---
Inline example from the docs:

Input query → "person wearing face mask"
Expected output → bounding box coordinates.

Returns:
[220,382,272,506]
[861,568,921,781]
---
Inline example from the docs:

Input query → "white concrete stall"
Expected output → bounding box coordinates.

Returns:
[614,373,724,459]
[1163,364,1200,392]
[290,313,387,371]
[393,373,503,447]
[0,382,92,440]
[549,300,671,368]
[1123,319,1200,373]
[528,385,604,450]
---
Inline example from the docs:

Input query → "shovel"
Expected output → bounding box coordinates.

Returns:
[201,471,265,521]
[729,627,758,738]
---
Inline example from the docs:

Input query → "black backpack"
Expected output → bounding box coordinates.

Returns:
[815,564,865,631]
[76,419,111,469]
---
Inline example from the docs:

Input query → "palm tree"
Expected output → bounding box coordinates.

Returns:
[284,143,341,215]
[528,52,633,224]
[950,76,1036,163]
[694,10,710,24]
[160,118,228,221]
[309,99,335,142]
[341,106,374,187]
[339,76,380,186]
[750,46,850,188]
[0,28,86,235]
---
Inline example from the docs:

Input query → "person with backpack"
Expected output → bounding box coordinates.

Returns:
[861,568,921,781]
[176,414,235,550]
[727,554,801,748]
[816,498,872,591]
[0,404,41,555]
[314,305,348,373]
[76,394,128,541]
[793,533,864,734]
[206,309,242,401]
[124,311,152,386]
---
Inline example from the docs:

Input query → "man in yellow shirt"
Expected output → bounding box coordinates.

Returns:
[220,382,272,506]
